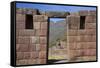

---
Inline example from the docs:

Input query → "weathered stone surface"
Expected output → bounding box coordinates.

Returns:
[17,29,35,36]
[67,15,80,29]
[78,29,96,35]
[16,36,30,44]
[85,23,96,29]
[23,52,30,59]
[16,44,29,52]
[45,11,70,17]
[16,52,24,60]
[77,35,96,42]
[85,15,96,23]
[30,36,40,43]
[16,60,28,65]
[39,51,46,59]
[40,22,48,30]
[40,37,47,44]
[68,30,78,36]
[89,10,96,15]
[33,15,48,22]
[34,22,41,29]
[79,10,89,16]
[16,14,25,22]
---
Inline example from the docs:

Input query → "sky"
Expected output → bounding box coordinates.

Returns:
[16,3,96,22]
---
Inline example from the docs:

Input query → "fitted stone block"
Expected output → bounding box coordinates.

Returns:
[34,22,41,29]
[23,52,30,59]
[16,52,24,60]
[40,22,48,30]
[17,30,35,36]
[83,49,96,56]
[85,15,96,23]
[68,36,78,42]
[40,37,47,44]
[68,30,78,36]
[33,15,48,22]
[16,60,28,65]
[82,56,96,61]
[16,36,30,44]
[28,59,36,64]
[16,23,25,29]
[30,52,38,59]
[29,44,36,51]
[85,23,96,29]
[16,14,25,22]
[79,10,89,16]
[45,11,70,17]
[39,51,46,59]
[39,29,47,36]
[89,10,96,15]
[16,44,29,52]
[30,36,40,43]
[77,35,96,42]
[78,29,96,35]
[67,16,80,29]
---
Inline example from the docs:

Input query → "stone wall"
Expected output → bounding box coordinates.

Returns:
[67,10,96,61]
[16,8,97,65]
[16,8,48,65]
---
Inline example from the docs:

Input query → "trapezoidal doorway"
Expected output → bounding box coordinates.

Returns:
[48,18,68,64]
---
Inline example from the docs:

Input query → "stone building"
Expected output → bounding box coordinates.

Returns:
[16,8,96,65]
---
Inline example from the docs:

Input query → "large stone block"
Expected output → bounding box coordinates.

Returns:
[39,51,46,59]
[29,44,36,51]
[33,15,48,22]
[85,15,96,23]
[35,44,40,51]
[45,11,70,17]
[30,36,40,44]
[69,50,82,60]
[16,23,25,29]
[77,35,96,42]
[78,29,96,35]
[68,36,78,42]
[16,36,30,44]
[39,29,47,36]
[82,56,96,61]
[27,59,36,64]
[89,10,96,15]
[16,52,24,60]
[16,14,25,22]
[38,44,47,51]
[83,49,96,56]
[77,42,96,49]
[30,52,38,59]
[16,59,28,65]
[85,23,96,29]
[40,22,48,30]
[34,22,41,29]
[40,37,47,44]
[71,43,83,50]
[37,59,46,64]
[79,10,89,16]
[68,30,78,36]
[16,44,29,52]
[23,52,30,59]
[67,16,80,29]
[17,30,35,36]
